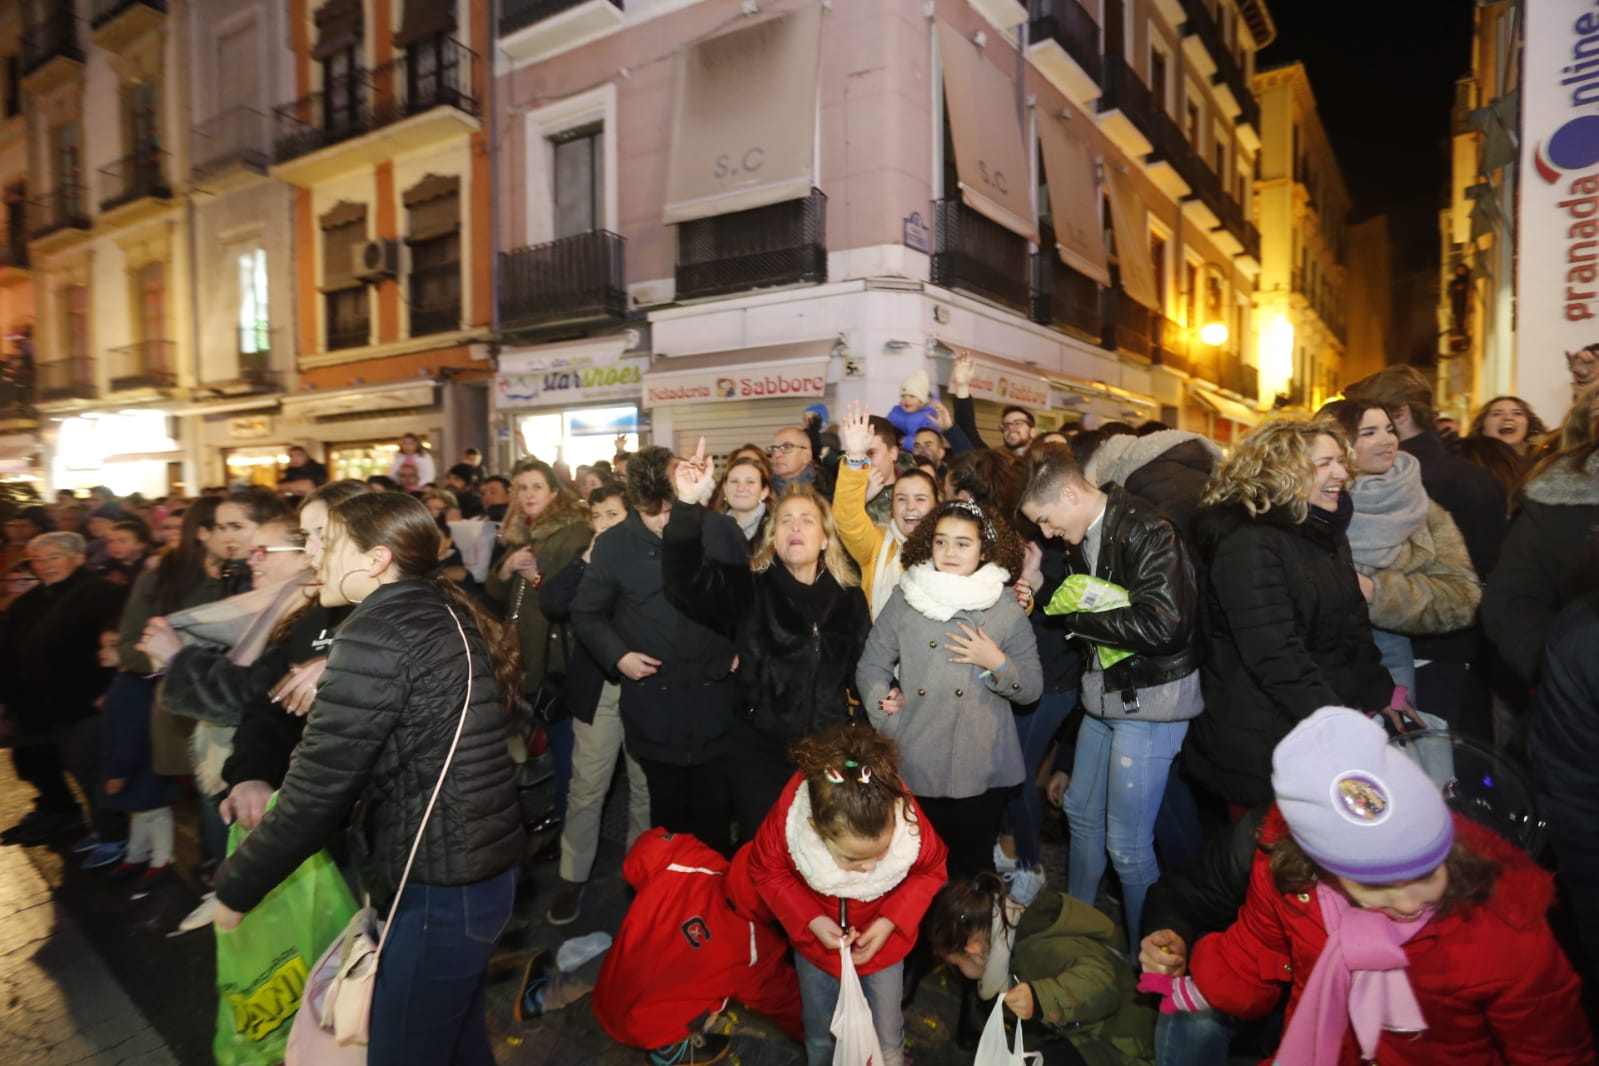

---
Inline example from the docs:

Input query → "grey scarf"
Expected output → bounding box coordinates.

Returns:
[1347,451,1430,571]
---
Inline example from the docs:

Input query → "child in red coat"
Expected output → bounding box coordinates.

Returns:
[1141,707,1594,1066]
[727,725,948,1066]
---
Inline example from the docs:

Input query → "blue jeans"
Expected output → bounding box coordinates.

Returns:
[1153,762,1205,873]
[1064,716,1188,941]
[1003,690,1075,868]
[794,954,904,1066]
[1373,628,1416,696]
[1154,1008,1239,1066]
[367,866,517,1066]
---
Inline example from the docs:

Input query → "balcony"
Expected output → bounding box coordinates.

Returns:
[1218,353,1259,401]
[1030,225,1102,340]
[1143,108,1195,200]
[97,151,173,224]
[1103,287,1152,359]
[192,107,274,186]
[36,358,96,403]
[500,230,626,336]
[677,189,827,302]
[0,237,29,285]
[271,38,482,186]
[1152,314,1190,374]
[237,331,283,390]
[90,0,165,52]
[1178,0,1260,131]
[1027,0,1102,108]
[499,0,624,64]
[0,368,35,428]
[21,10,83,89]
[28,184,91,251]
[1182,158,1226,231]
[931,198,1029,311]
[408,277,462,337]
[107,340,176,392]
[1096,54,1154,159]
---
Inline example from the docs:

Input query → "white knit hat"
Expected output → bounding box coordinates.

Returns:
[899,371,931,400]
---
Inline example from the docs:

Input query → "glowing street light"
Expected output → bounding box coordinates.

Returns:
[1199,321,1230,347]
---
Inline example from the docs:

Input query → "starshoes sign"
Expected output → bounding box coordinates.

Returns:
[1518,0,1599,422]
[644,360,830,407]
[496,342,647,409]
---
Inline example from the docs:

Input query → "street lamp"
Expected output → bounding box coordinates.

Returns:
[1199,321,1229,347]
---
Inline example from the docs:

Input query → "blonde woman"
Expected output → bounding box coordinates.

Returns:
[1183,416,1398,808]
[664,439,873,835]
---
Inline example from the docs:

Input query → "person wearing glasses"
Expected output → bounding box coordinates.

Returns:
[769,425,835,499]
[947,352,1040,457]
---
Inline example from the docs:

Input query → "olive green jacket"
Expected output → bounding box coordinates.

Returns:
[486,503,590,693]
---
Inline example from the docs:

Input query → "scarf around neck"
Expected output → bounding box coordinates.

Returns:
[1275,881,1431,1066]
[897,561,1011,622]
[1348,452,1430,571]
[869,520,909,621]
[785,780,921,902]
[735,502,766,544]
[976,899,1026,1000]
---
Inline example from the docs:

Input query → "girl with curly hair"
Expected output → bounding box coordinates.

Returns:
[727,724,947,1066]
[1182,417,1397,809]
[856,498,1042,879]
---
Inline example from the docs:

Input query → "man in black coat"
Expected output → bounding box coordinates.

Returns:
[1346,366,1506,727]
[571,446,745,856]
[0,532,127,844]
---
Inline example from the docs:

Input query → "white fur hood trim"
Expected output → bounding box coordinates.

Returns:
[1524,449,1599,507]
[786,780,921,902]
[1083,430,1223,488]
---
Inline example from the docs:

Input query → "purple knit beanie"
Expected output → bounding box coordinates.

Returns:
[1271,707,1455,884]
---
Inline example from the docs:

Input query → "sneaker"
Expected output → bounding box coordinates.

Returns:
[70,832,103,855]
[1004,865,1047,906]
[130,865,175,901]
[174,893,218,934]
[646,1033,731,1066]
[15,811,86,846]
[106,860,149,883]
[82,841,128,870]
[992,842,1019,875]
[512,949,554,1023]
[546,881,583,926]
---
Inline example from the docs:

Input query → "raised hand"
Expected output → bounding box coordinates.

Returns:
[928,399,954,430]
[950,351,974,396]
[838,401,872,459]
[673,436,716,505]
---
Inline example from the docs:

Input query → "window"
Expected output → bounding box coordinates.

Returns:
[64,284,88,363]
[1150,231,1167,309]
[3,55,18,119]
[1186,99,1202,147]
[321,204,368,350]
[129,80,159,158]
[217,23,260,116]
[237,246,269,358]
[1184,260,1199,327]
[1150,47,1169,114]
[1214,139,1226,180]
[137,262,166,343]
[551,123,603,240]
[405,176,461,335]
[51,121,81,206]
[322,47,361,137]
[406,33,460,112]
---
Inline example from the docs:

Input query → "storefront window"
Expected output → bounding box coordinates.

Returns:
[224,447,288,488]
[515,405,637,471]
[328,438,429,483]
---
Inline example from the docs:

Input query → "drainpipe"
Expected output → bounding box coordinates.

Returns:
[487,0,504,469]
[181,0,203,494]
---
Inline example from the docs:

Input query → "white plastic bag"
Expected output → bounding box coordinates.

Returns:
[830,943,884,1066]
[973,994,1043,1066]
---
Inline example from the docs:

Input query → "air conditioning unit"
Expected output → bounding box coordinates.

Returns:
[353,238,400,283]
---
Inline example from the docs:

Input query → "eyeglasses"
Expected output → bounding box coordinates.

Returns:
[1001,418,1033,429]
[768,443,808,455]
[249,545,306,561]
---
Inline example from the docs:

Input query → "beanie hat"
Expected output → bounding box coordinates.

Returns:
[899,371,931,400]
[1271,707,1454,884]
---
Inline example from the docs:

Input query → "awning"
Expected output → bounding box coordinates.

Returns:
[644,340,833,407]
[1037,112,1109,285]
[1191,385,1258,427]
[939,348,1051,409]
[661,5,824,225]
[1103,164,1160,311]
[496,336,646,410]
[937,19,1038,242]
[395,0,456,47]
[280,381,438,420]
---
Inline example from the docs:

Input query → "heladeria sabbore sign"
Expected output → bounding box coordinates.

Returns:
[1518,1,1599,420]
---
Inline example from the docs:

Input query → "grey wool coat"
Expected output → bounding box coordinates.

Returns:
[857,586,1043,799]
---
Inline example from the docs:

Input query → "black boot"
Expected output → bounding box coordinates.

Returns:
[900,940,933,1008]
[956,977,987,1050]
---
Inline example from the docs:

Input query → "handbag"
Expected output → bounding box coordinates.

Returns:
[527,621,572,724]
[285,604,478,1063]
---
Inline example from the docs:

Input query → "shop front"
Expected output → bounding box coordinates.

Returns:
[51,410,183,498]
[494,336,648,470]
[1188,383,1259,446]
[275,382,445,484]
[642,341,834,461]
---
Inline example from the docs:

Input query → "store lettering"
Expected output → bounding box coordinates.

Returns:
[740,372,825,398]
[1564,173,1599,320]
[713,147,766,179]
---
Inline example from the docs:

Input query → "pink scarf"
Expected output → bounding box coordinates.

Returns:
[1275,882,1431,1066]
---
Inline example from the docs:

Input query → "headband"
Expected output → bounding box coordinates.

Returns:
[947,499,997,541]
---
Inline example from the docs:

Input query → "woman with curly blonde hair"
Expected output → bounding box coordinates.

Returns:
[662,441,873,835]
[1183,416,1397,809]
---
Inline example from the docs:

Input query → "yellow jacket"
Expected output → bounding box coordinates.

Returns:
[835,462,898,615]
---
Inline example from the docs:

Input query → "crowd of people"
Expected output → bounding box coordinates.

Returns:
[1,358,1598,1066]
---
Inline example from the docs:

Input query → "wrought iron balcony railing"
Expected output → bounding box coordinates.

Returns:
[499,230,626,334]
[107,339,176,391]
[1030,225,1102,340]
[500,0,621,37]
[1178,0,1260,130]
[97,151,172,213]
[36,357,96,402]
[931,198,1029,311]
[29,183,90,239]
[21,9,82,74]
[1098,53,1155,138]
[1103,287,1152,359]
[1152,314,1190,374]
[192,107,274,177]
[677,189,827,301]
[1028,0,1101,85]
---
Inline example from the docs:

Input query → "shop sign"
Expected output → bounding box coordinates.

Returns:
[644,360,829,407]
[496,354,647,409]
[228,416,274,440]
[966,359,1050,409]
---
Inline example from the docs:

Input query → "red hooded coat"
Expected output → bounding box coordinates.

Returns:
[592,828,802,1049]
[726,772,948,979]
[1188,810,1594,1066]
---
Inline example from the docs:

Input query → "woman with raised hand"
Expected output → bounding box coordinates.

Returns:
[665,438,872,835]
[833,401,941,619]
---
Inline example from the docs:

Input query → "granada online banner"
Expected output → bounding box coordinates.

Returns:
[1520,0,1599,420]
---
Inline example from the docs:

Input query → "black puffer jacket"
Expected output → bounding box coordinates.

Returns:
[1083,431,1222,548]
[1482,449,1599,688]
[0,567,125,734]
[1184,500,1393,806]
[1057,484,1201,693]
[662,500,872,742]
[215,581,523,913]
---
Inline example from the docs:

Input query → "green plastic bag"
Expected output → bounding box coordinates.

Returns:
[1044,573,1136,669]
[214,808,358,1066]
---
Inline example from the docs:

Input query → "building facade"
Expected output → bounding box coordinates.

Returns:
[1251,61,1348,411]
[0,0,38,479]
[491,0,1277,465]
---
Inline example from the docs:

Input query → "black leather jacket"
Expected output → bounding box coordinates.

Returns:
[1060,484,1201,693]
[215,581,524,913]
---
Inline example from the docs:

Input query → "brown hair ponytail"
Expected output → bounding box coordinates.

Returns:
[790,724,914,841]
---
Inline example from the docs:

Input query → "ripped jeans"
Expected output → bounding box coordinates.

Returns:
[1064,715,1188,941]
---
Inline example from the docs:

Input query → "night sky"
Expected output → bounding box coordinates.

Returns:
[1259,3,1477,271]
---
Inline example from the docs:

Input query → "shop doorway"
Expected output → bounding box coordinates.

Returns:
[513,406,638,470]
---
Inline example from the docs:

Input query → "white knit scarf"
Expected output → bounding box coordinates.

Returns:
[897,561,1011,622]
[869,521,909,621]
[785,781,922,902]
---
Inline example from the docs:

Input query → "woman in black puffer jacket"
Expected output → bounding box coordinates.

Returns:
[214,493,524,1066]
[663,440,872,837]
[1183,417,1395,808]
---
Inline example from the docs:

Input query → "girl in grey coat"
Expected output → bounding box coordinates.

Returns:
[857,499,1042,878]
